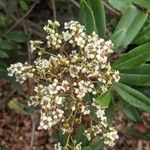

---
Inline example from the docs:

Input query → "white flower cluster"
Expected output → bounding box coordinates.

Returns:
[7,20,120,149]
[74,80,95,99]
[54,141,82,150]
[7,62,34,83]
[30,40,43,54]
[63,21,86,48]
[54,142,62,150]
[103,127,119,146]
[84,100,118,147]
[44,20,62,49]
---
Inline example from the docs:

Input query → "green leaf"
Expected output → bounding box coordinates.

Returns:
[91,139,104,150]
[120,73,150,86]
[25,106,36,115]
[121,100,142,122]
[0,60,7,69]
[74,125,88,147]
[115,5,138,31]
[54,131,68,146]
[126,128,150,141]
[113,42,150,70]
[108,0,133,12]
[110,28,126,51]
[105,102,115,125]
[83,139,104,150]
[114,5,148,49]
[82,146,92,150]
[89,0,106,37]
[0,40,19,50]
[113,82,150,112]
[96,90,112,108]
[19,0,28,11]
[5,0,17,18]
[8,98,28,115]
[120,64,150,86]
[80,0,96,34]
[134,24,150,45]
[134,0,150,10]
[6,31,27,43]
[0,49,9,58]
[123,10,148,47]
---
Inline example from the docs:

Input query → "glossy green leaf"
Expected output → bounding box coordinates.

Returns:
[114,5,148,48]
[134,24,150,45]
[113,42,150,70]
[80,0,96,34]
[113,82,150,112]
[134,0,150,10]
[115,5,138,32]
[110,28,126,51]
[6,31,27,43]
[126,128,150,141]
[0,40,19,50]
[123,10,148,47]
[89,0,106,37]
[96,90,112,108]
[120,64,150,86]
[121,100,142,122]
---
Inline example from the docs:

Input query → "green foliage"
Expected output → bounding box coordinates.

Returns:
[126,128,150,141]
[108,0,150,12]
[80,0,106,37]
[8,98,29,115]
[19,0,29,11]
[89,0,106,37]
[96,90,112,108]
[121,100,142,122]
[134,0,150,10]
[110,28,126,51]
[1,0,150,148]
[105,102,115,125]
[108,0,133,12]
[134,24,150,44]
[113,82,150,112]
[80,0,96,34]
[120,64,150,86]
[113,42,150,70]
[112,5,148,50]
[83,139,104,150]
[0,0,28,82]
[74,125,88,146]
[5,31,27,43]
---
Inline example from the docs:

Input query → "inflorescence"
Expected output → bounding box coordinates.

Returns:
[7,20,120,150]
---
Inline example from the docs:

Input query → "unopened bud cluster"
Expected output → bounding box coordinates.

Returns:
[7,20,120,149]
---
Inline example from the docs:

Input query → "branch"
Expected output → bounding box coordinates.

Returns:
[29,115,36,150]
[52,0,57,21]
[70,0,80,8]
[6,1,38,34]
[104,2,121,16]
